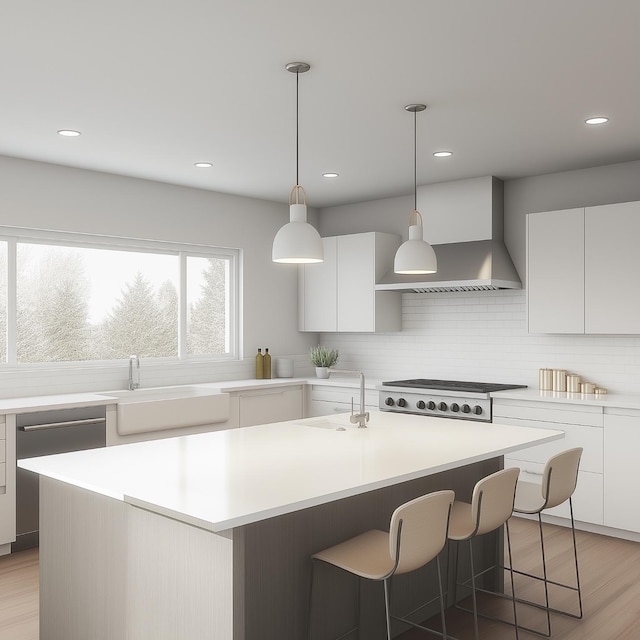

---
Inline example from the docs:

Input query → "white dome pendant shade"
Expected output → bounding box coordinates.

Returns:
[272,185,323,263]
[272,62,324,264]
[394,209,437,274]
[394,104,437,275]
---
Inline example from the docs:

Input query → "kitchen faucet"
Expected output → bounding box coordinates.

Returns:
[128,355,140,390]
[328,368,370,428]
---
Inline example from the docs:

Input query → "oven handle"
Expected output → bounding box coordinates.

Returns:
[19,417,106,432]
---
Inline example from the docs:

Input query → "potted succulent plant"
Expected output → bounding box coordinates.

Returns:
[308,345,339,379]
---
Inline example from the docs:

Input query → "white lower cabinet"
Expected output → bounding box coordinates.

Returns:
[237,386,304,428]
[603,408,640,533]
[493,399,603,525]
[306,384,379,418]
[0,415,16,552]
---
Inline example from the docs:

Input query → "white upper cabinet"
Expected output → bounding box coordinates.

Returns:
[527,208,585,334]
[299,232,401,333]
[584,201,640,334]
[299,236,338,332]
[527,200,640,334]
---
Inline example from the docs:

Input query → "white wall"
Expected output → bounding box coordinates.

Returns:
[318,160,640,394]
[0,155,318,397]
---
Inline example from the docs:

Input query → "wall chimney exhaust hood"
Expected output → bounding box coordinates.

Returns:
[376,176,521,293]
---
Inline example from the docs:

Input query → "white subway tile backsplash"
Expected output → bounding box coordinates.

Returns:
[320,290,640,395]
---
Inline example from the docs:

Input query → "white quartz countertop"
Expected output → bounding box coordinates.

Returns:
[0,392,118,415]
[20,410,563,533]
[491,387,640,410]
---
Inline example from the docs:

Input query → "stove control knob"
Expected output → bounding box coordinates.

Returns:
[461,404,471,413]
[450,402,460,412]
[438,402,448,411]
[427,401,436,410]
[384,397,395,406]
[397,398,407,408]
[473,405,483,415]
[416,400,426,410]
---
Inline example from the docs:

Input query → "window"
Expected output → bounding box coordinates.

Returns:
[1,229,239,365]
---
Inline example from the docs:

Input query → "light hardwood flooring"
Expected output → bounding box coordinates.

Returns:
[0,517,638,639]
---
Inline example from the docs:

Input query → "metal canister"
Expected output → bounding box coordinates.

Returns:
[552,369,567,392]
[566,374,581,393]
[595,387,608,395]
[539,368,553,390]
[581,382,596,394]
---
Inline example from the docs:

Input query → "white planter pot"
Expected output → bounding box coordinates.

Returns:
[315,367,330,379]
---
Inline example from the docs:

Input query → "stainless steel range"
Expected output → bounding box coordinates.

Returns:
[378,379,526,422]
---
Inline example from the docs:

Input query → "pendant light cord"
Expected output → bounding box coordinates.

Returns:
[413,109,417,211]
[296,70,300,187]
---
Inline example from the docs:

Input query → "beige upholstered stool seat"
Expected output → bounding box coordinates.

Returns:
[312,529,394,580]
[447,501,476,540]
[513,480,547,514]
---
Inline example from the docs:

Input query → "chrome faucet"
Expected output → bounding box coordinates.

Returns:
[328,368,370,428]
[128,355,140,390]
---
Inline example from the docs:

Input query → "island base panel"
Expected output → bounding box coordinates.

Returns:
[238,457,502,640]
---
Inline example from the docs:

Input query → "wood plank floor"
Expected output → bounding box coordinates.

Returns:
[0,517,638,639]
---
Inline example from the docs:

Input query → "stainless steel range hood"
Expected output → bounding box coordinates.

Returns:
[375,176,522,293]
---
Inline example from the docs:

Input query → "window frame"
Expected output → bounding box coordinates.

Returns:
[0,226,240,367]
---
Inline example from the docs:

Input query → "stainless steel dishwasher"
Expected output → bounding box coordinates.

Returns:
[14,405,107,551]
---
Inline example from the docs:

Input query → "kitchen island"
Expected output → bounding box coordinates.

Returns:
[20,410,563,640]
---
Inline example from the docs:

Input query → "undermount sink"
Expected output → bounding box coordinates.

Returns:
[100,386,230,435]
[296,417,352,431]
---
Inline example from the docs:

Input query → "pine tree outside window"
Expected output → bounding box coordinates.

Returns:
[1,229,238,365]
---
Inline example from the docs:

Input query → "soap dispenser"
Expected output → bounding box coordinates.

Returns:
[255,348,264,379]
[263,348,272,379]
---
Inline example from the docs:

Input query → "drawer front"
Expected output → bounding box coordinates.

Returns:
[505,458,603,525]
[493,401,603,427]
[495,417,602,473]
[0,422,5,439]
[0,462,5,487]
[0,440,4,464]
[239,388,303,428]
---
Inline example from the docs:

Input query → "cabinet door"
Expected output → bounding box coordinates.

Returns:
[238,387,304,428]
[0,415,16,547]
[299,237,337,332]
[337,233,375,332]
[527,209,584,334]
[585,201,640,334]
[604,411,640,533]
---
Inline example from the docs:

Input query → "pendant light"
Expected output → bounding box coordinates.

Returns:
[272,62,324,264]
[393,104,437,274]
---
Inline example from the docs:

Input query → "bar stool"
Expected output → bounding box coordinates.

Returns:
[308,489,455,640]
[447,467,520,640]
[509,447,584,637]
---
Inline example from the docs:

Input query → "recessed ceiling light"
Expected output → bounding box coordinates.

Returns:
[433,151,453,158]
[57,130,81,137]
[194,162,213,168]
[322,172,339,178]
[585,117,609,125]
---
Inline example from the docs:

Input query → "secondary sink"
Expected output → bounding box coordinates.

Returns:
[296,417,352,431]
[99,386,230,435]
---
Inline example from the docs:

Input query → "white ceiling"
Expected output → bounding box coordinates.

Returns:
[1,0,639,208]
